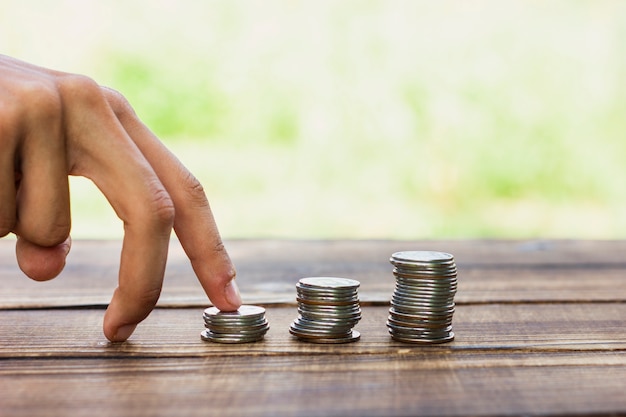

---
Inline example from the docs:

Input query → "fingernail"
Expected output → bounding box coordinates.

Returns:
[224,279,242,308]
[112,324,137,342]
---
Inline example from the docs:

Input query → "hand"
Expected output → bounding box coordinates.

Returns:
[0,54,242,342]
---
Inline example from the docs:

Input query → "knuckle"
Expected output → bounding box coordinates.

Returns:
[15,79,61,124]
[210,240,237,285]
[136,286,162,310]
[0,104,19,139]
[145,186,176,231]
[181,171,209,209]
[57,74,103,108]
[42,223,71,247]
[100,86,136,120]
[29,221,71,247]
[0,218,15,238]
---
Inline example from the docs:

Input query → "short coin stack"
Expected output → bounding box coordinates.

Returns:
[201,305,269,344]
[289,277,362,344]
[387,251,457,344]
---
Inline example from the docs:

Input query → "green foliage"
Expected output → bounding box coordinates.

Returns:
[4,0,626,238]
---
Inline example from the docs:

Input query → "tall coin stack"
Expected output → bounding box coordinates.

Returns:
[289,277,362,344]
[201,305,269,344]
[387,251,457,344]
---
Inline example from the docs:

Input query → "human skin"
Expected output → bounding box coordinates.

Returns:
[0,54,242,342]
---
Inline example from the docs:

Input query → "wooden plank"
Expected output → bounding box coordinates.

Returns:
[1,356,625,417]
[1,303,624,416]
[2,239,626,308]
[1,304,624,358]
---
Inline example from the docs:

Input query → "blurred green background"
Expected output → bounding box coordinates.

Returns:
[2,0,626,239]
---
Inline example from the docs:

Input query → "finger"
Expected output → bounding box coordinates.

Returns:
[12,81,71,247]
[104,88,241,312]
[15,235,71,281]
[1,72,71,281]
[60,76,175,342]
[0,114,17,237]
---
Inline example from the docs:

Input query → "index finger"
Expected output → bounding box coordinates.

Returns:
[102,87,242,312]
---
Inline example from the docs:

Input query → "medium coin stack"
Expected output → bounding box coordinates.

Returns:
[201,305,269,344]
[289,277,362,344]
[387,251,457,344]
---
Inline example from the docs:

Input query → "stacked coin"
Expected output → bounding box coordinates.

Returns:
[201,305,269,344]
[387,251,457,344]
[289,277,362,343]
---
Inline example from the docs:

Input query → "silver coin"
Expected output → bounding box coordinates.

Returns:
[393,291,456,300]
[298,277,360,290]
[201,305,270,344]
[290,328,361,344]
[291,318,354,331]
[391,289,456,301]
[387,319,452,332]
[289,320,351,334]
[204,305,265,317]
[298,313,362,322]
[292,321,354,333]
[387,315,452,329]
[203,306,266,325]
[394,276,458,285]
[207,323,270,335]
[389,329,455,344]
[394,272,457,280]
[296,291,359,301]
[391,294,455,306]
[298,306,362,317]
[297,313,362,322]
[296,277,361,294]
[389,307,454,319]
[389,315,454,326]
[395,282,457,292]
[298,302,361,309]
[390,299,455,312]
[291,277,361,344]
[207,321,269,332]
[391,264,456,272]
[298,303,361,313]
[200,329,266,344]
[394,273,457,281]
[389,307,454,321]
[389,312,454,323]
[391,250,454,263]
[296,298,359,307]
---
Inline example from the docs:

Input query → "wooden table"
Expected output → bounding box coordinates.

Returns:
[1,239,625,417]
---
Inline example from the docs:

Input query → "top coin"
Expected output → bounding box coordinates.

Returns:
[390,251,454,264]
[298,277,360,290]
[204,305,266,318]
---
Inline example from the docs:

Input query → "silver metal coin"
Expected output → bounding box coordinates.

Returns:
[389,330,455,344]
[291,277,361,344]
[200,329,267,344]
[290,328,361,344]
[391,250,454,264]
[388,307,454,323]
[289,322,353,337]
[387,251,458,344]
[387,315,452,329]
[298,277,360,290]
[296,295,359,305]
[290,319,350,333]
[201,305,270,344]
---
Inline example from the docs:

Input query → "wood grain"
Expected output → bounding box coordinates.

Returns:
[1,304,625,358]
[1,305,625,417]
[1,239,625,417]
[2,239,626,308]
